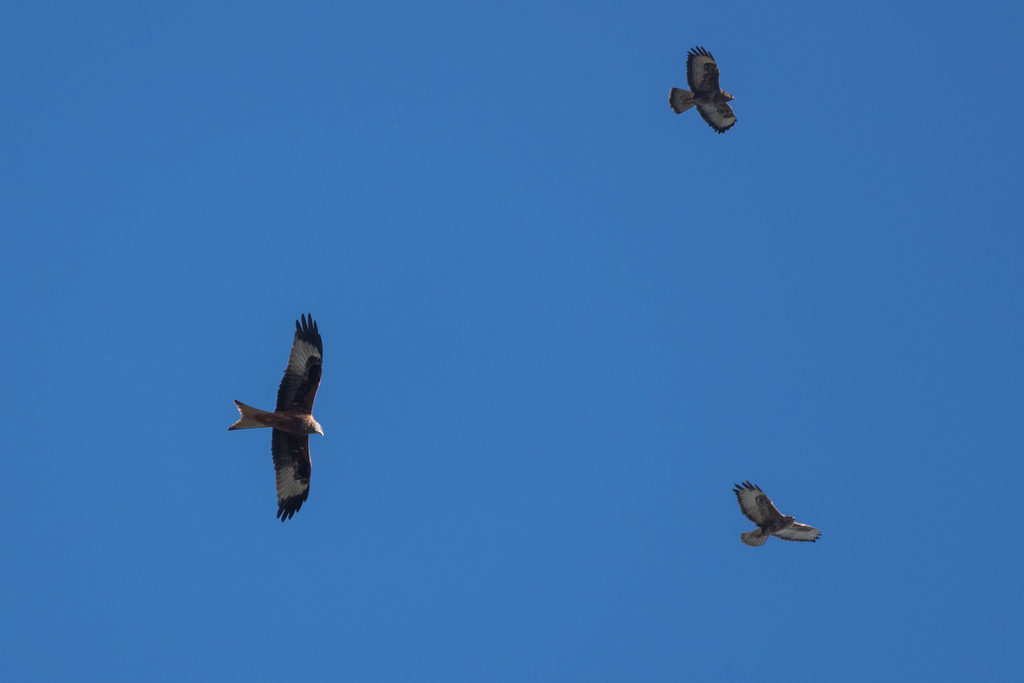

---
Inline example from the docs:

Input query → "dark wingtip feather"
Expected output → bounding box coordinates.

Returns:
[294,313,323,354]
[277,497,305,521]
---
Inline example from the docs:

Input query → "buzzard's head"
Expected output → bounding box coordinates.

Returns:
[722,91,735,102]
[782,515,796,525]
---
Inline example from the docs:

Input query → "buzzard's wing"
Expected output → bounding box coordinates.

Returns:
[696,102,737,134]
[275,314,323,414]
[774,523,821,543]
[272,429,311,521]
[686,46,722,93]
[734,481,786,526]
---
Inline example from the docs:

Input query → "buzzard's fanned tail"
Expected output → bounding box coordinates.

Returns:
[740,528,770,547]
[228,400,271,430]
[669,87,695,114]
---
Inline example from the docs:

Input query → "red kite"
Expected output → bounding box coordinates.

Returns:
[733,481,821,546]
[229,314,323,520]
[669,46,737,133]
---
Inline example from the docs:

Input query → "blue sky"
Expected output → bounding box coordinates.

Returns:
[2,1,1022,681]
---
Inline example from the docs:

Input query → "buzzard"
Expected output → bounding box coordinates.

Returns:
[669,46,737,133]
[733,481,821,546]
[229,314,324,521]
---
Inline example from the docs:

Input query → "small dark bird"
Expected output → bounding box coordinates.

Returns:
[229,314,324,521]
[733,481,821,546]
[669,46,737,133]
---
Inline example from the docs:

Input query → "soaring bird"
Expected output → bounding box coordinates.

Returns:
[733,481,821,546]
[229,314,324,520]
[669,46,737,133]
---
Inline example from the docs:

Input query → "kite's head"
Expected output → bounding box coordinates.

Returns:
[722,91,735,102]
[304,416,324,436]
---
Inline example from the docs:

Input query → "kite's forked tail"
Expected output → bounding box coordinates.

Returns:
[228,400,271,430]
[669,87,695,114]
[740,528,770,547]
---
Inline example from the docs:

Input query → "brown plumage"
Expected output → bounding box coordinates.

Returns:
[733,481,821,546]
[229,314,324,521]
[669,46,737,133]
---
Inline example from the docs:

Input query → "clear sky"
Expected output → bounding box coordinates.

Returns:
[2,2,1022,681]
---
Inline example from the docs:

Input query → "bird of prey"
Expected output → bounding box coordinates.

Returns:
[229,314,324,521]
[669,46,737,133]
[733,481,821,546]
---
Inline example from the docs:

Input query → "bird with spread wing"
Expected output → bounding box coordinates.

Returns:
[669,46,737,133]
[733,481,821,546]
[229,314,324,521]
